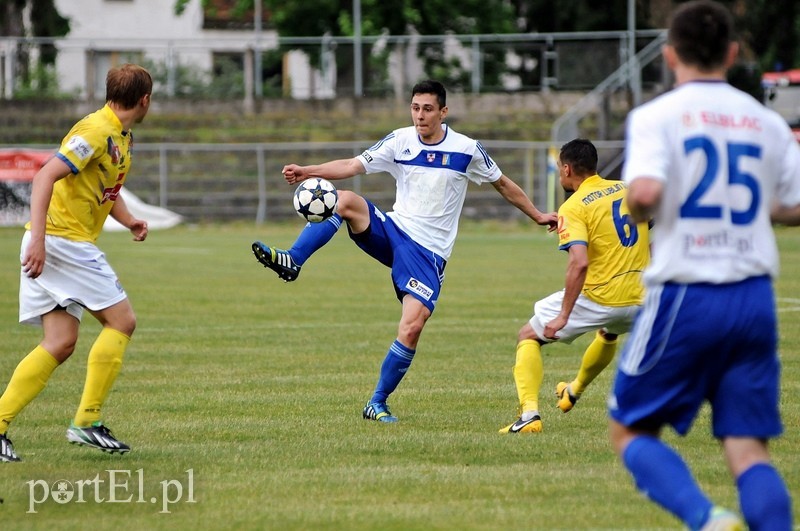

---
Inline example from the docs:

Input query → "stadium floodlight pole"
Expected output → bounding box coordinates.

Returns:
[354,0,363,98]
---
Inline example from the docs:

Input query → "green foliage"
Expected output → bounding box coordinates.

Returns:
[511,0,654,33]
[12,61,75,100]
[731,0,799,72]
[727,62,765,102]
[207,56,246,99]
[0,223,798,528]
[145,60,210,99]
[145,54,282,100]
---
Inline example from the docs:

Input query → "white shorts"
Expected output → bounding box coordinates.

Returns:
[529,290,640,344]
[19,231,127,326]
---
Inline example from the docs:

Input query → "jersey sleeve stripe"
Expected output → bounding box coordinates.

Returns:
[56,152,80,174]
[476,141,495,168]
[367,132,395,152]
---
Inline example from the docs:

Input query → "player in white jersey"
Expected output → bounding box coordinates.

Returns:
[608,2,798,529]
[252,80,557,423]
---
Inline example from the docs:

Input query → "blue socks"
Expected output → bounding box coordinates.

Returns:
[622,436,713,530]
[370,340,415,404]
[623,437,794,530]
[737,462,792,530]
[289,214,342,265]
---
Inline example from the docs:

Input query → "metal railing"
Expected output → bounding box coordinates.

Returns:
[550,30,667,145]
[1,140,627,225]
[1,30,666,101]
[124,140,626,224]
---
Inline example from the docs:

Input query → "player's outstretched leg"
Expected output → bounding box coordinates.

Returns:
[66,422,130,454]
[252,242,301,282]
[251,214,343,282]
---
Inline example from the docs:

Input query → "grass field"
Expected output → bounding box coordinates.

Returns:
[0,222,798,530]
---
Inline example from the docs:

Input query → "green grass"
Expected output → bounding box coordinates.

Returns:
[0,222,798,529]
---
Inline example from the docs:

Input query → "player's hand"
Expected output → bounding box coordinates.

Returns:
[536,211,558,232]
[21,238,46,279]
[129,219,148,241]
[282,164,307,185]
[543,315,567,340]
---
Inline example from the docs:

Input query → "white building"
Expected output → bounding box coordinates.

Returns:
[1,0,336,100]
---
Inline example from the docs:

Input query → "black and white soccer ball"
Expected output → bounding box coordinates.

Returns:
[292,177,338,223]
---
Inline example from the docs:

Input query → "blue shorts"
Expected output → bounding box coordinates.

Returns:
[609,275,783,439]
[348,200,446,313]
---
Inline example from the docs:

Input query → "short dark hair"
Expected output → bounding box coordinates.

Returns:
[668,0,735,71]
[411,80,446,108]
[560,139,598,176]
[106,64,152,109]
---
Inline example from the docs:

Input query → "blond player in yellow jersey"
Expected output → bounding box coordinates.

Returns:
[0,64,152,462]
[500,138,649,434]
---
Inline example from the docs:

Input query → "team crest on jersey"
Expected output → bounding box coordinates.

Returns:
[106,137,120,164]
[427,152,436,163]
[406,278,433,301]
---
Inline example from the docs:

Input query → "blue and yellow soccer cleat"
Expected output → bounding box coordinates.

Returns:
[66,422,130,454]
[556,381,579,413]
[363,402,399,423]
[699,507,745,531]
[252,242,301,282]
[499,414,543,434]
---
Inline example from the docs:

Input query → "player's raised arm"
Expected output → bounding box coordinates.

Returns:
[282,158,365,185]
[491,174,557,230]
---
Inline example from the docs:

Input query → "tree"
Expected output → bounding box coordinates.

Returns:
[175,0,517,93]
[727,0,798,73]
[175,1,800,95]
[0,0,69,96]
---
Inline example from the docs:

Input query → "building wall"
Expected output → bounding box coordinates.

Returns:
[52,0,278,98]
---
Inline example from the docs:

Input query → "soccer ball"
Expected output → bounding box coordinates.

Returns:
[293,177,338,223]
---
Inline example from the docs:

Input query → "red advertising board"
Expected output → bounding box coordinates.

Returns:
[0,149,53,182]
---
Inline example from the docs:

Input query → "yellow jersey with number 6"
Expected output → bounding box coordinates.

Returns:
[557,175,649,306]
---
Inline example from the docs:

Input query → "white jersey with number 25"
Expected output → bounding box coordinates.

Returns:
[623,80,800,285]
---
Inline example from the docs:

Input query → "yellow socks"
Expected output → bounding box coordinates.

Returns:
[570,331,617,396]
[513,339,543,413]
[0,346,60,435]
[73,328,129,427]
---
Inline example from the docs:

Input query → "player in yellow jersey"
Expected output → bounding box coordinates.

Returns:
[0,64,152,462]
[500,138,649,434]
